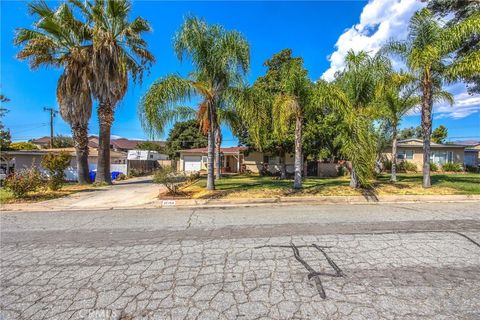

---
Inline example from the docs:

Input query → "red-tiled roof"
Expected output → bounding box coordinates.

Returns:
[111,139,166,150]
[179,146,247,154]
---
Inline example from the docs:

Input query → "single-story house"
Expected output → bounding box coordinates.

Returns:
[2,147,127,180]
[452,140,480,167]
[178,147,341,177]
[384,138,470,167]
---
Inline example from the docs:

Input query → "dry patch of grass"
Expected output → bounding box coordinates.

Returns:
[180,173,480,199]
[0,183,97,204]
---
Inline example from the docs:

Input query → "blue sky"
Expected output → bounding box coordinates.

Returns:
[1,0,479,145]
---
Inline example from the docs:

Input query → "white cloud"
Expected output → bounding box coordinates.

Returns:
[322,0,480,120]
[322,0,424,81]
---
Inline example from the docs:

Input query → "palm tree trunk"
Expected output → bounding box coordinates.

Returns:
[391,125,397,182]
[280,148,287,179]
[421,75,433,188]
[96,103,113,184]
[206,128,215,190]
[293,114,303,189]
[215,126,222,180]
[350,168,358,188]
[72,124,91,184]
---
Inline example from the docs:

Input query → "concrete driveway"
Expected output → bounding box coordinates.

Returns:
[2,176,163,211]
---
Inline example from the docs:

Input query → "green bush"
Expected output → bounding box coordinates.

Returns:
[429,162,439,172]
[128,168,141,178]
[398,161,417,172]
[115,173,127,181]
[465,165,479,173]
[4,167,44,198]
[9,142,39,150]
[41,152,71,190]
[153,167,188,195]
[442,162,463,172]
[337,165,349,176]
[382,159,392,171]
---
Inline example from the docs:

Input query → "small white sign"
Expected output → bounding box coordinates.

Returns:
[162,200,176,206]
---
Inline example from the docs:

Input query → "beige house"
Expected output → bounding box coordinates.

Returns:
[453,140,480,167]
[384,139,466,167]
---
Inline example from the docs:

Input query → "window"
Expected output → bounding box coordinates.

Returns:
[149,154,154,159]
[430,151,451,165]
[397,150,413,160]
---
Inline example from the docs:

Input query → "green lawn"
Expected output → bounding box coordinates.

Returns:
[181,173,480,199]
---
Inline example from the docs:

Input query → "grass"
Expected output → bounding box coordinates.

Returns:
[180,173,480,199]
[0,183,98,204]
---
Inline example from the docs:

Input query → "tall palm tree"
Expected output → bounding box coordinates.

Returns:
[72,0,155,184]
[15,1,93,184]
[317,51,390,188]
[139,16,249,190]
[383,8,480,187]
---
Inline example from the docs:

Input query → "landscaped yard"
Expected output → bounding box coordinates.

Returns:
[0,183,97,204]
[180,173,480,199]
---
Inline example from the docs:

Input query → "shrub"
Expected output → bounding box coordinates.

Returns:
[398,161,417,172]
[187,171,201,183]
[442,162,463,172]
[4,167,44,197]
[429,162,439,172]
[128,168,141,178]
[337,165,349,176]
[465,165,479,173]
[115,173,127,181]
[382,159,392,172]
[153,167,188,195]
[41,152,71,190]
[9,142,39,150]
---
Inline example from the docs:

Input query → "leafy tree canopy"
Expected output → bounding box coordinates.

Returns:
[9,142,39,151]
[431,125,448,144]
[136,141,165,153]
[165,120,207,159]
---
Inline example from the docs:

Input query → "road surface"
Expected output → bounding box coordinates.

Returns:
[1,202,479,319]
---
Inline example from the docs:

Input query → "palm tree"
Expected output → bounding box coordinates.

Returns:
[317,51,390,188]
[72,0,155,184]
[383,8,480,187]
[139,17,249,190]
[15,1,93,184]
[375,73,420,182]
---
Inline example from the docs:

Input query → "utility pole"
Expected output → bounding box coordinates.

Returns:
[43,107,58,148]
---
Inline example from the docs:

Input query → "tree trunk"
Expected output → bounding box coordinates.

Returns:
[72,124,91,184]
[293,114,303,189]
[350,168,358,188]
[95,103,113,184]
[391,125,397,182]
[279,149,287,180]
[206,129,215,190]
[421,72,433,188]
[215,125,222,180]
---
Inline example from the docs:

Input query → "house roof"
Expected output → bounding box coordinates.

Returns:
[30,136,51,144]
[111,138,166,150]
[4,147,126,158]
[451,140,480,147]
[396,138,465,148]
[179,146,247,154]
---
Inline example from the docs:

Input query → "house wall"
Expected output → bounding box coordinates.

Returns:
[384,146,464,169]
[243,151,295,173]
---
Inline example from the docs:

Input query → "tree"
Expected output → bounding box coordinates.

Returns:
[52,135,75,148]
[73,0,155,184]
[9,142,39,150]
[41,151,71,190]
[431,125,448,143]
[0,94,11,150]
[375,72,420,182]
[426,0,480,94]
[398,126,423,140]
[139,16,249,190]
[15,1,93,184]
[136,141,165,153]
[318,51,391,188]
[165,120,207,159]
[383,8,479,187]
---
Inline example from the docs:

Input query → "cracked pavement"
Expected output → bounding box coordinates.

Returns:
[1,202,480,319]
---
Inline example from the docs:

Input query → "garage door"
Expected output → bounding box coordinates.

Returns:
[184,156,202,171]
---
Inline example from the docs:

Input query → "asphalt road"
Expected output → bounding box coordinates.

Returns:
[1,202,480,319]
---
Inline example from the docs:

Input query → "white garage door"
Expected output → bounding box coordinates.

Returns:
[184,156,202,171]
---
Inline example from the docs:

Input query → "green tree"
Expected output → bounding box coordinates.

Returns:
[383,8,479,187]
[165,120,207,159]
[318,51,391,188]
[375,72,421,182]
[0,94,11,150]
[398,126,423,140]
[136,141,165,153]
[431,125,448,143]
[9,142,39,150]
[41,151,71,190]
[139,16,249,190]
[51,135,75,148]
[426,0,480,93]
[15,1,93,184]
[72,0,155,184]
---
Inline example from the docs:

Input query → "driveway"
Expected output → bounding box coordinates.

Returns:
[2,176,163,211]
[1,202,479,319]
